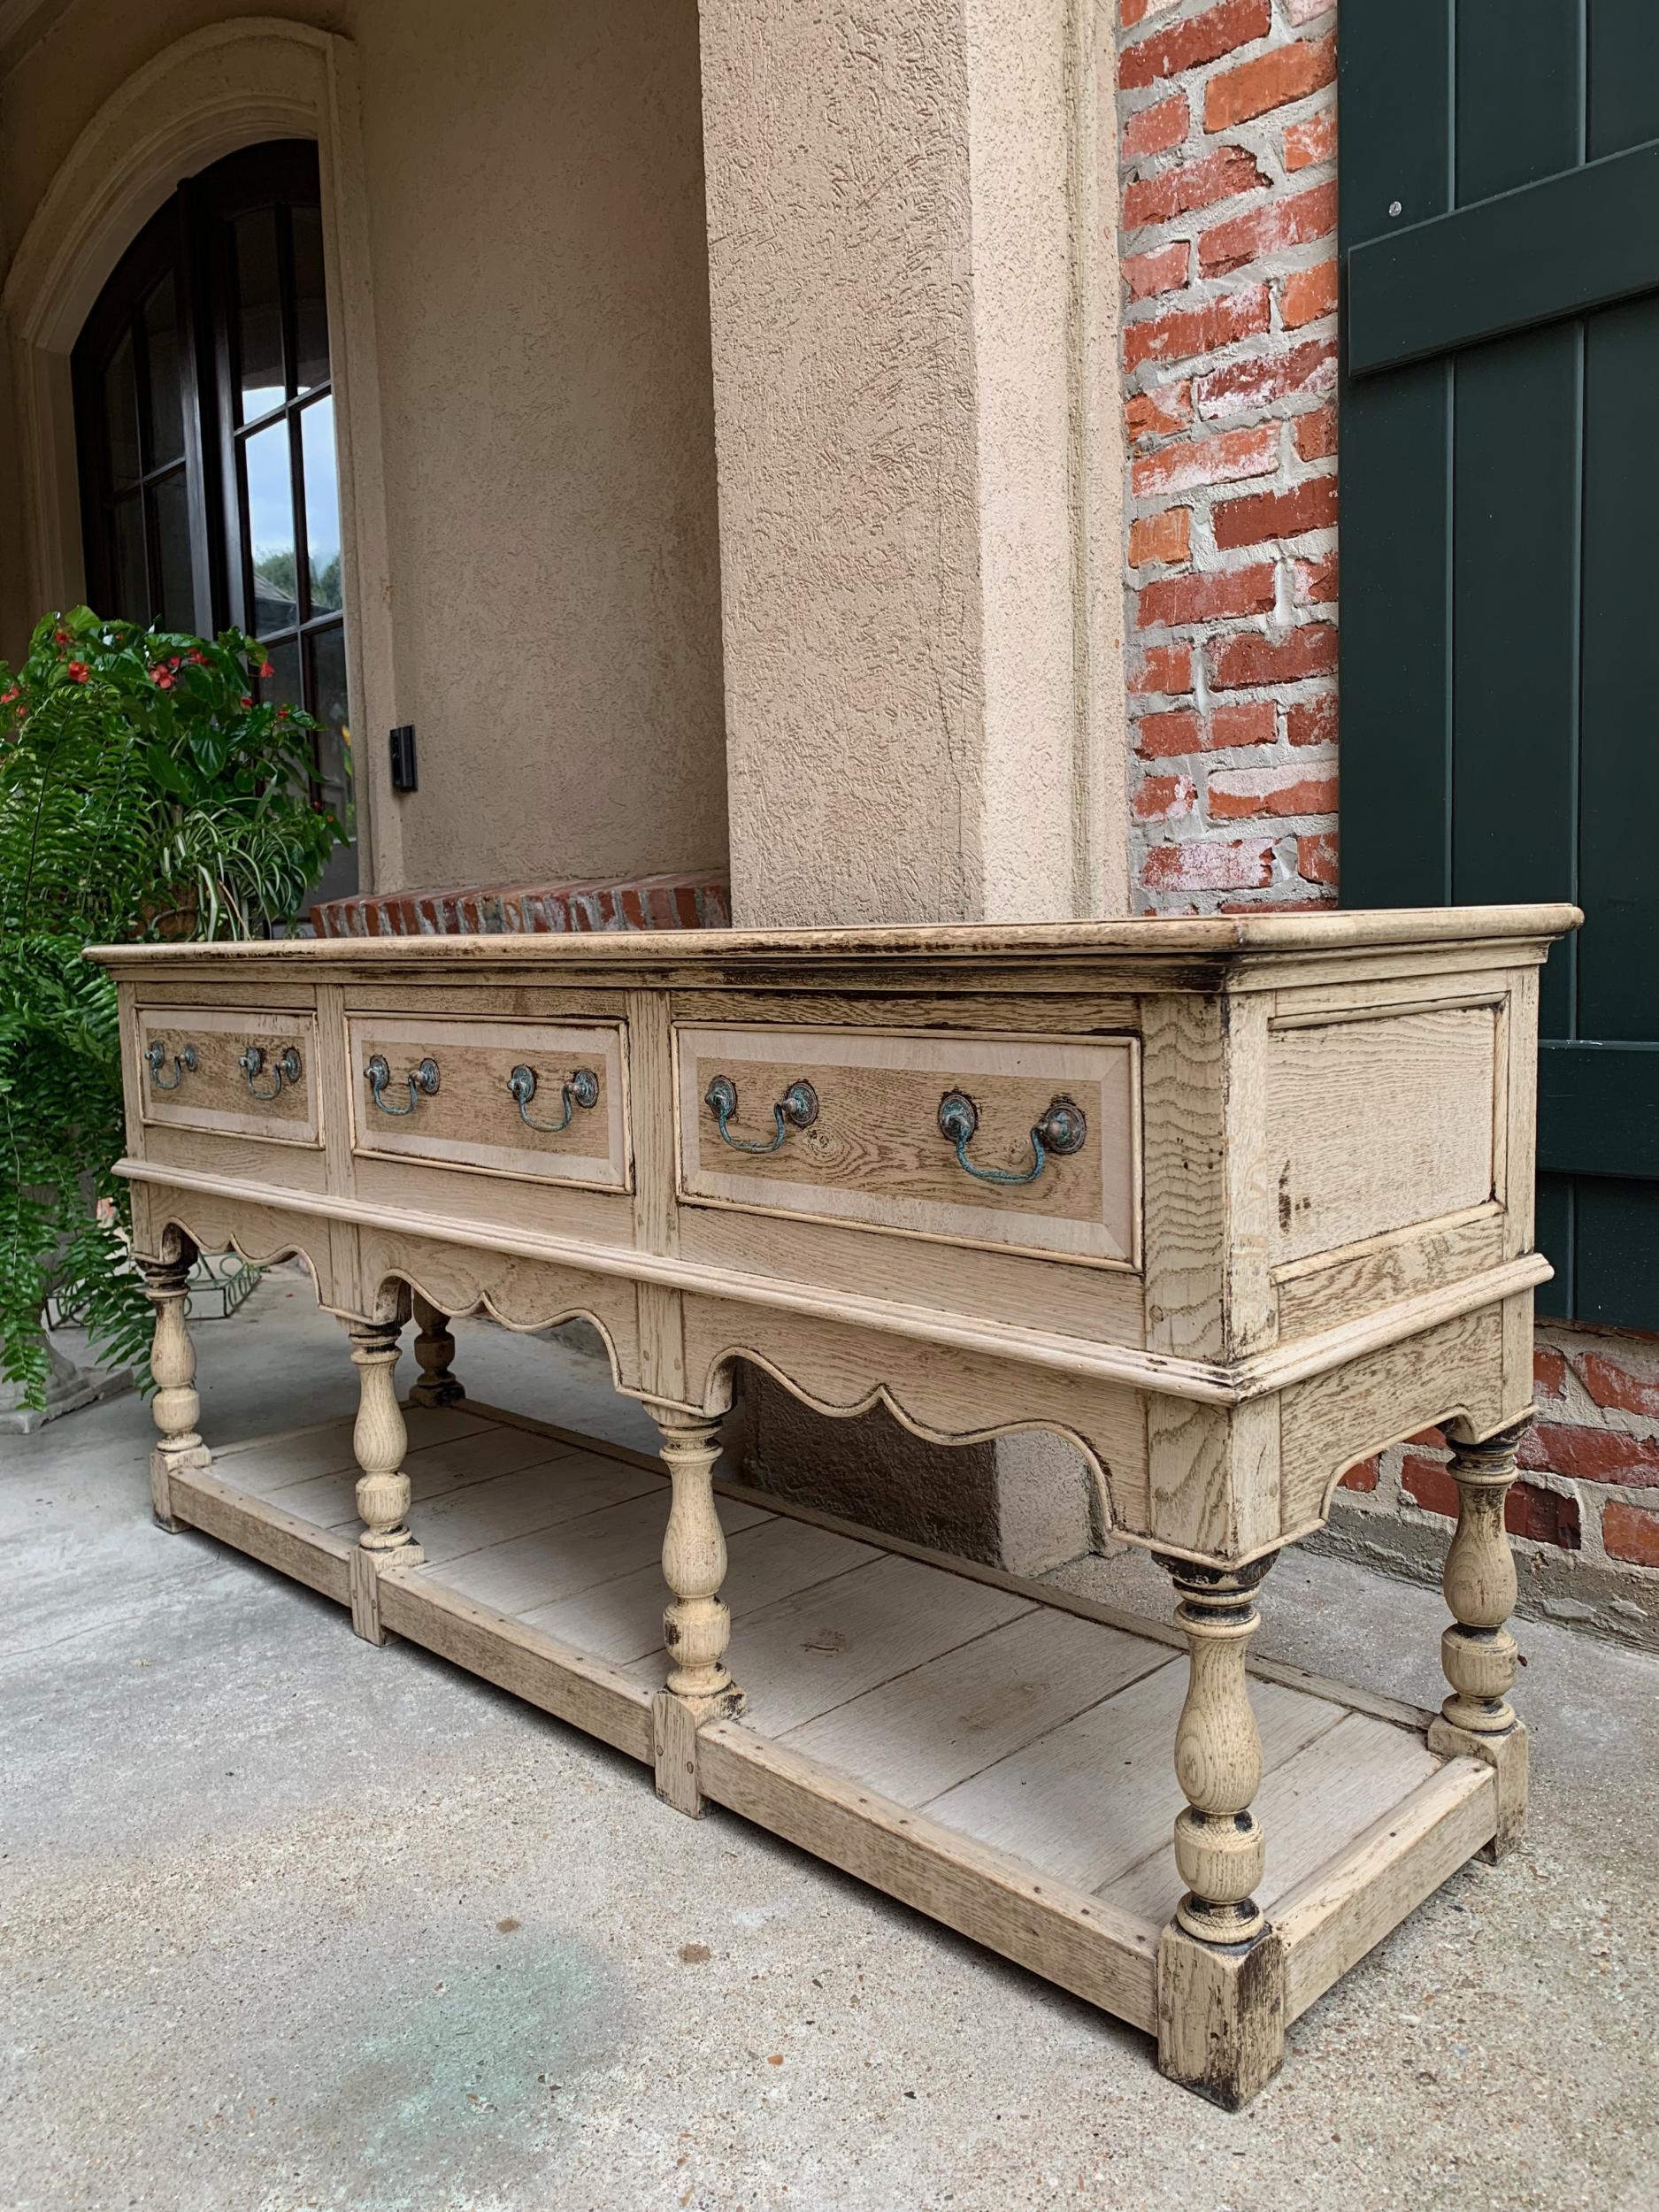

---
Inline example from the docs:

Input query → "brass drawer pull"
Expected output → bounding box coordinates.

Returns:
[937,1090,1087,1187]
[509,1064,599,1133]
[705,1073,818,1154]
[365,1053,440,1117]
[145,1040,199,1090]
[240,1044,303,1100]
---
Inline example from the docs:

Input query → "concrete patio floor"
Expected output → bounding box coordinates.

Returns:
[4,1274,1656,2212]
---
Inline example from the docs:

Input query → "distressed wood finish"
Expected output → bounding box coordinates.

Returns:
[347,1012,631,1190]
[654,1409,743,1731]
[135,1004,319,1147]
[408,1293,465,1407]
[95,908,1577,2106]
[146,1404,1517,2105]
[139,1238,210,1528]
[675,1021,1140,1264]
[344,1307,422,1641]
[1425,1417,1532,1859]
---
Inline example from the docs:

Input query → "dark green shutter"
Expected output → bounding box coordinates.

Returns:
[1339,0,1659,1329]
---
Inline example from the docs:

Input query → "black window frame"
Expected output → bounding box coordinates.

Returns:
[71,140,352,848]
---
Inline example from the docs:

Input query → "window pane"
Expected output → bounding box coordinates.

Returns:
[141,273,184,468]
[152,471,196,632]
[243,419,298,634]
[104,328,141,488]
[110,493,148,621]
[233,206,285,421]
[292,204,329,393]
[262,635,303,714]
[299,396,342,613]
[307,623,351,817]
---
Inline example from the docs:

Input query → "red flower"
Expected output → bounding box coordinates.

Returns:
[257,660,274,679]
[53,626,69,646]
[240,693,253,708]
[149,664,175,691]
[66,661,89,684]
[276,703,290,718]
[0,686,17,705]
[188,649,205,665]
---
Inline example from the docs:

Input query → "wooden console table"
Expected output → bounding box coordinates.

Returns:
[92,906,1576,2106]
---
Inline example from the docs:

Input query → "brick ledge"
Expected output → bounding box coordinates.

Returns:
[311,870,731,938]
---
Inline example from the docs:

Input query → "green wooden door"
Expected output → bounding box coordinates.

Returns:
[1340,1,1659,1329]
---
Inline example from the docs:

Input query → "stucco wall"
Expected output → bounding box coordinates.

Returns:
[698,0,1125,929]
[0,0,728,895]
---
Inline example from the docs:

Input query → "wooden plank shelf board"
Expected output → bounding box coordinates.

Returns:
[187,1404,1498,2069]
[98,912,1571,2102]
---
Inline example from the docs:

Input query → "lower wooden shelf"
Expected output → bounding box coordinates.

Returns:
[172,1400,1499,2069]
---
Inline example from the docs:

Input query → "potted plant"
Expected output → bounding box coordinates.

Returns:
[0,607,348,1411]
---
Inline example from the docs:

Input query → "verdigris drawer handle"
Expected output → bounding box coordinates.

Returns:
[365,1053,440,1117]
[937,1090,1087,1187]
[240,1044,303,1100]
[705,1073,818,1154]
[145,1040,198,1090]
[509,1064,599,1133]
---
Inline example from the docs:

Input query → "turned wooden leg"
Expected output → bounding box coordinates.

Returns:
[407,1293,465,1408]
[346,1316,424,1644]
[1426,1418,1530,1858]
[140,1243,211,1531]
[1155,1554,1286,2109]
[651,1408,742,1814]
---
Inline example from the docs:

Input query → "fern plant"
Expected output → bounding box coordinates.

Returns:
[1,607,348,1406]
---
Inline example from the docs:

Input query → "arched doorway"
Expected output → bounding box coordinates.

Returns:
[71,140,355,900]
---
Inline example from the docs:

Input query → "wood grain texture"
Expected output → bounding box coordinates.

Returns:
[1276,1759,1496,2019]
[148,1404,1509,2085]
[352,1225,646,1390]
[1140,993,1227,1362]
[84,902,1581,978]
[1279,1305,1516,1535]
[695,1721,1161,2033]
[676,1554,1033,1737]
[1101,1709,1441,1924]
[136,1005,319,1146]
[347,1013,630,1190]
[1267,1002,1500,1264]
[675,1023,1139,1265]
[103,909,1570,1581]
[427,1486,769,1614]
[518,1516,878,1662]
[779,1608,1170,1806]
[376,1574,655,1762]
[1156,1923,1286,2109]
[921,1662,1341,1893]
[169,1465,352,1603]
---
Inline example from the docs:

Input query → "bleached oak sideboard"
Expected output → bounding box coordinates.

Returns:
[92,906,1577,2106]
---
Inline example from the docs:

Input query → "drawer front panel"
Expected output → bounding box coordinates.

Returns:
[347,1015,631,1190]
[136,1005,320,1146]
[676,1025,1140,1265]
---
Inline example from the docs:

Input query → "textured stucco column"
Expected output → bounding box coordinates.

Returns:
[699,0,1125,1571]
[699,0,1124,929]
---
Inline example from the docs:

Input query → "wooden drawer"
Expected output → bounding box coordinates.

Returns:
[346,1014,631,1191]
[674,1024,1140,1265]
[135,1005,319,1147]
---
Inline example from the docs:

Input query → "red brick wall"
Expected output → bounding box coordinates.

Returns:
[310,871,731,938]
[1118,0,1339,913]
[1115,0,1655,1634]
[1335,1331,1659,1635]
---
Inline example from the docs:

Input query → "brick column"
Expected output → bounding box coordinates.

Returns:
[1117,0,1340,912]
